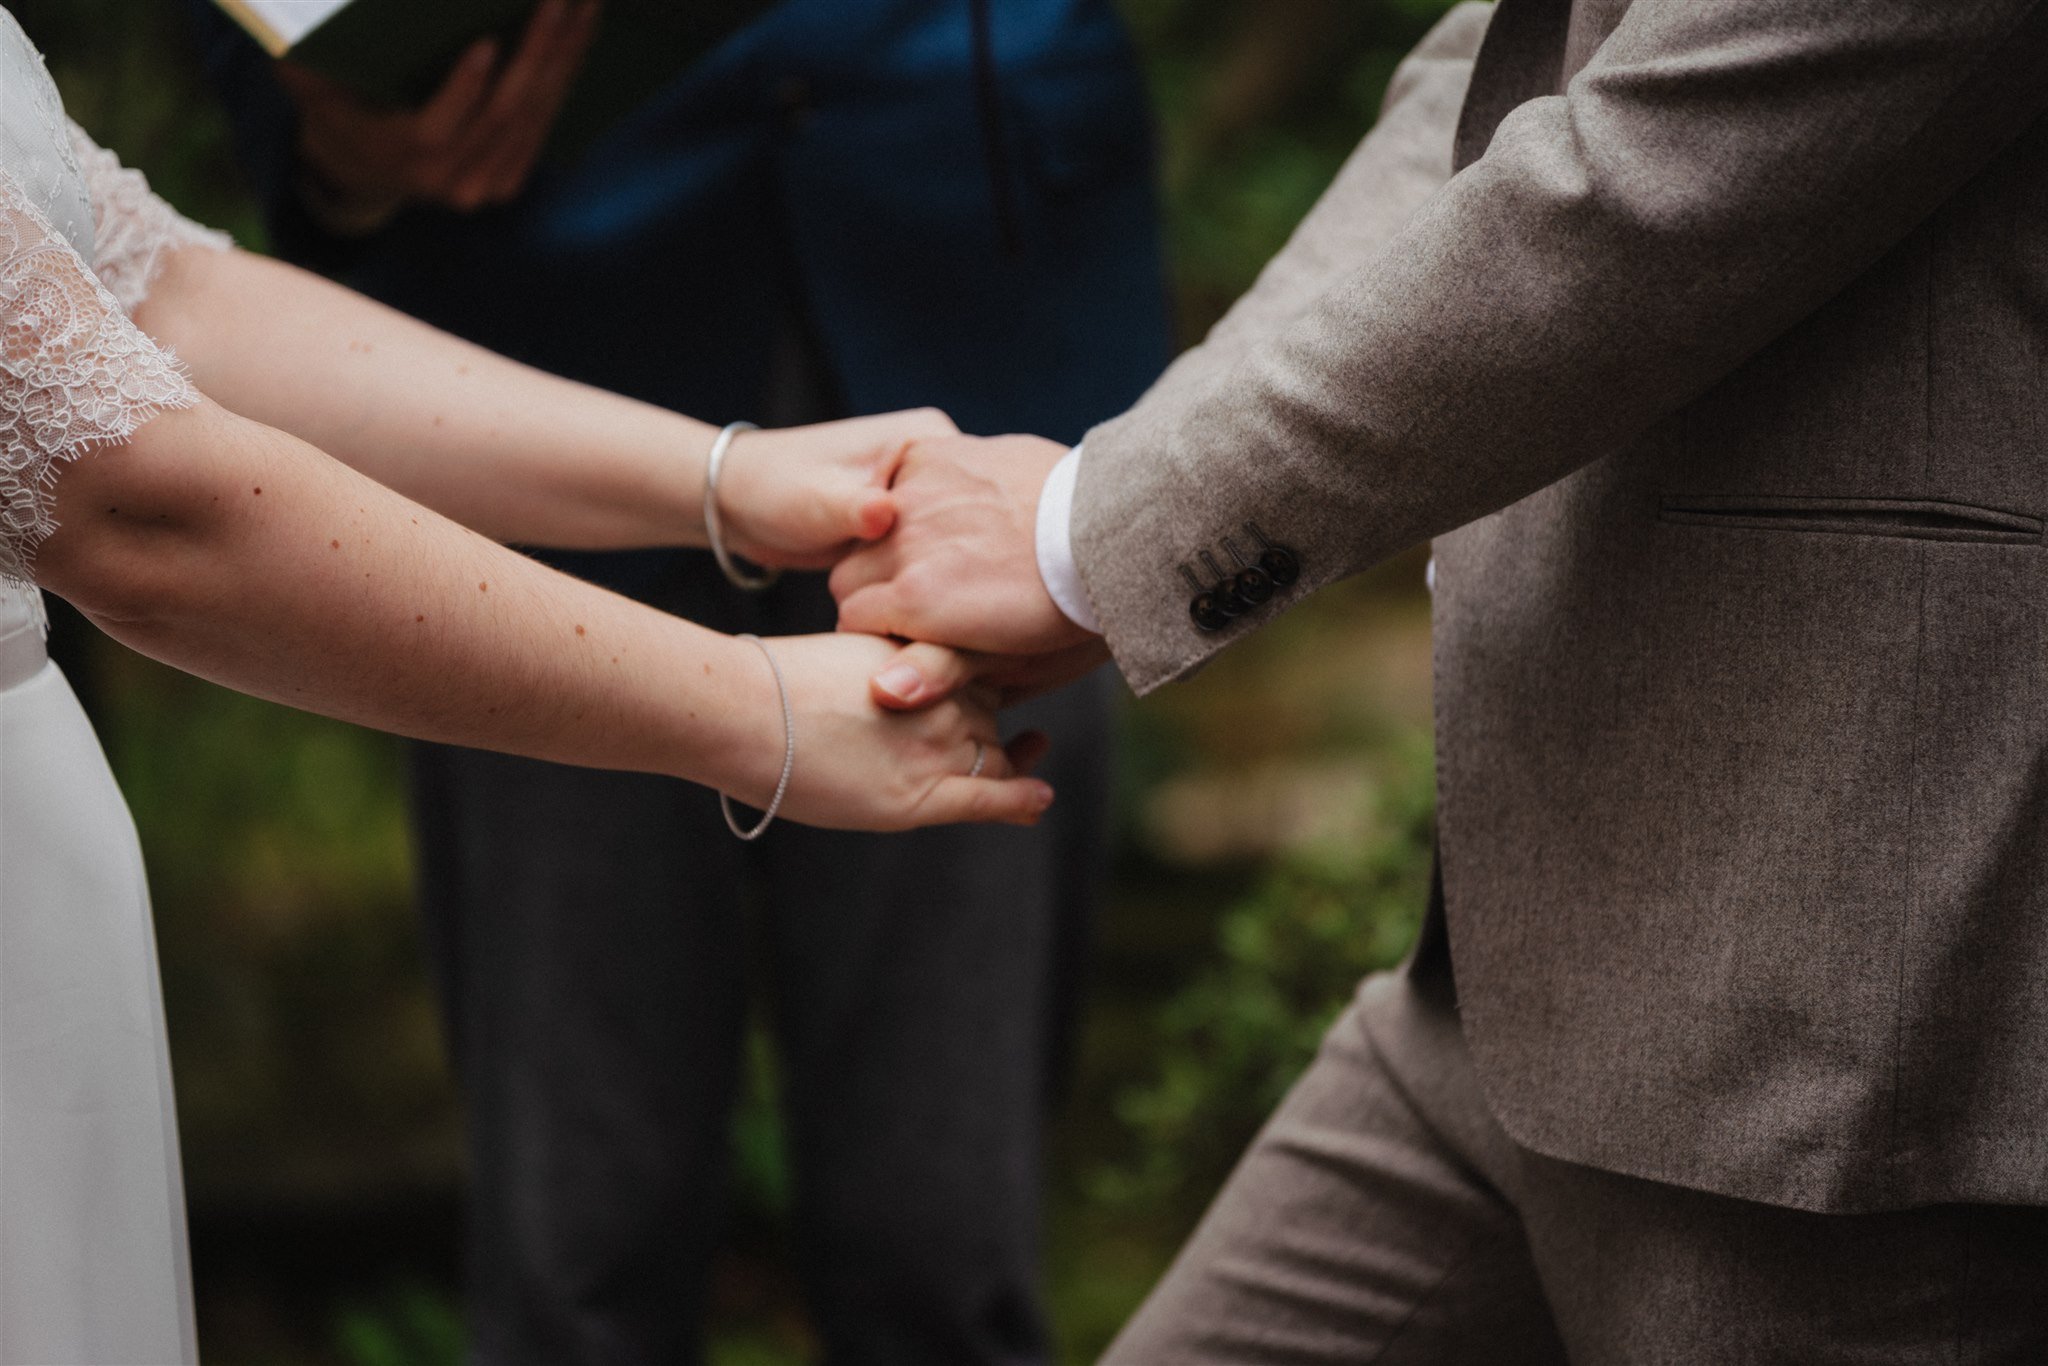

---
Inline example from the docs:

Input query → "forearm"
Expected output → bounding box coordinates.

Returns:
[37,401,777,798]
[135,246,720,550]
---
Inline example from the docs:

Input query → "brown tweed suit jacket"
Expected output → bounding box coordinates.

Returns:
[1072,0,2048,1212]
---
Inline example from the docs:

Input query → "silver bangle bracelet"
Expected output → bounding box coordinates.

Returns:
[703,420,779,591]
[721,634,796,841]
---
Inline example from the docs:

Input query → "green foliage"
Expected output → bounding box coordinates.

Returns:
[332,1282,465,1366]
[730,1025,795,1218]
[1119,0,1463,335]
[1095,737,1435,1219]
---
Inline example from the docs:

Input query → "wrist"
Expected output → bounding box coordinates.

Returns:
[1033,445,1102,637]
[665,416,717,546]
[688,632,788,805]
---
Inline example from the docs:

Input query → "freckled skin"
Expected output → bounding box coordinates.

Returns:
[35,252,1037,832]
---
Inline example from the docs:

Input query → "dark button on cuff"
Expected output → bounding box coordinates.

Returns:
[1182,522,1304,635]
[1233,566,1275,605]
[1259,546,1300,587]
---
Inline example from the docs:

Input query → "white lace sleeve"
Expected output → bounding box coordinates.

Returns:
[66,120,230,315]
[0,164,202,589]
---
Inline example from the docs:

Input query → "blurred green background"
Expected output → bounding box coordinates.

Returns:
[16,0,1457,1360]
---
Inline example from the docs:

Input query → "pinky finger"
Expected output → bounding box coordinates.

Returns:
[920,775,1056,828]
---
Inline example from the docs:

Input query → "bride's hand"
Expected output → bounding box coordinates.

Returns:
[715,409,958,569]
[718,634,1053,832]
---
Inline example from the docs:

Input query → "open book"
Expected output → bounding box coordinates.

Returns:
[214,0,773,161]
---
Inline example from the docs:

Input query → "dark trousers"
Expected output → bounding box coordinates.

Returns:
[409,316,1109,1362]
[1104,915,2048,1364]
[411,578,1110,1364]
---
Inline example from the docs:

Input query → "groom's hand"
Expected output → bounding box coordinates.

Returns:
[830,434,1104,702]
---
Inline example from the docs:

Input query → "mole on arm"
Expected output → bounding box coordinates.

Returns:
[252,487,262,495]
[330,540,341,550]
[575,625,586,636]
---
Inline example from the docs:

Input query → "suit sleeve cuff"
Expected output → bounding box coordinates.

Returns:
[1035,444,1102,635]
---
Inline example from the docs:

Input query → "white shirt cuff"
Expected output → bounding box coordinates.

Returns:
[1035,444,1101,635]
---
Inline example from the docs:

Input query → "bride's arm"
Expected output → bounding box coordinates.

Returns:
[34,398,1051,831]
[130,245,946,565]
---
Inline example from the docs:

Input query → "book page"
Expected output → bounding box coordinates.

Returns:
[216,0,352,54]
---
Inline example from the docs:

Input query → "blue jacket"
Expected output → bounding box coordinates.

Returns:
[185,0,1171,592]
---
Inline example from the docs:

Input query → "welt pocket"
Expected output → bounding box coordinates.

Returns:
[1657,494,2043,546]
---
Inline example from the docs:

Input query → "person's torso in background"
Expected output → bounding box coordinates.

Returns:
[187,0,1172,595]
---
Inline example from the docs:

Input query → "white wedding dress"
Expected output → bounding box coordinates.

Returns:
[0,6,229,1361]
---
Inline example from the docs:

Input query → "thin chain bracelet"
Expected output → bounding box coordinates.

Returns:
[721,634,795,840]
[703,420,780,590]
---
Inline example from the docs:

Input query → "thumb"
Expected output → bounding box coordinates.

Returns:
[847,488,897,542]
[871,640,977,710]
[918,775,1056,828]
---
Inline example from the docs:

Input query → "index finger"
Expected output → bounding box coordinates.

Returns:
[415,38,500,146]
[478,0,603,199]
[481,0,581,128]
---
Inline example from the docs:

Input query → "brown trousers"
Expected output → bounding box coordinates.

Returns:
[1105,956,2048,1365]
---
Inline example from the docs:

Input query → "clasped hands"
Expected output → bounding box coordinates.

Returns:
[722,414,1103,832]
[744,414,1107,710]
[827,433,1110,708]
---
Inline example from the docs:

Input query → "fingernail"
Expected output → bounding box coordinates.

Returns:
[874,664,923,702]
[1030,782,1054,809]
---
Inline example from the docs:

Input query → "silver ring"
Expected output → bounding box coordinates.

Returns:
[967,741,987,779]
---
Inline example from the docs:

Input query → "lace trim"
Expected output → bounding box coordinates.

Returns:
[67,121,231,315]
[0,167,202,596]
